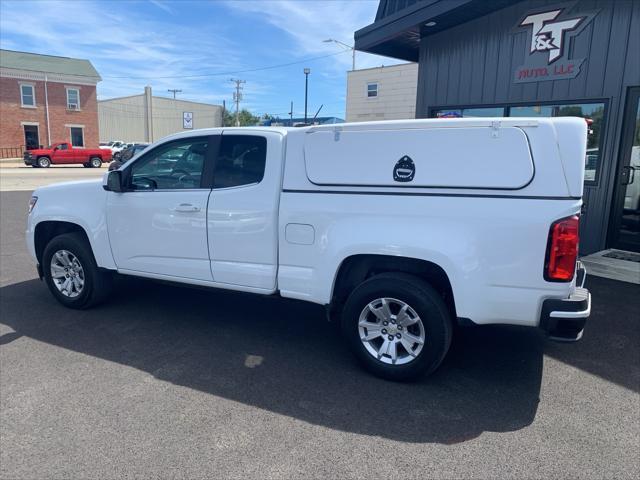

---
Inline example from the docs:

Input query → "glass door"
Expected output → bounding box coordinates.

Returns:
[610,87,640,253]
[23,125,39,150]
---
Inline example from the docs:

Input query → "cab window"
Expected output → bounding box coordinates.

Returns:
[129,137,208,190]
[214,135,266,188]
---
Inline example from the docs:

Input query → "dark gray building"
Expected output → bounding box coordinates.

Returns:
[355,0,640,255]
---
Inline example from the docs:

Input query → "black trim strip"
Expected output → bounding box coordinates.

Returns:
[282,189,581,201]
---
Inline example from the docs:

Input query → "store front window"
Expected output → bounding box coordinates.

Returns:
[435,107,506,118]
[432,102,606,183]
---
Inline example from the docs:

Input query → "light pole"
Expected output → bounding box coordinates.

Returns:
[304,68,310,125]
[323,38,356,70]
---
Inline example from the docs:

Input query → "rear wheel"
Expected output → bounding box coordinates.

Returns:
[42,232,113,309]
[90,157,102,168]
[37,156,51,168]
[341,272,453,381]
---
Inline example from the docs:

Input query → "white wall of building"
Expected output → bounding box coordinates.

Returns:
[345,63,418,122]
[98,87,223,143]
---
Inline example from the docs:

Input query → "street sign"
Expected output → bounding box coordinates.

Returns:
[183,111,193,129]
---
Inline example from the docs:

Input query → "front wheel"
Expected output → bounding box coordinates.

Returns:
[341,273,453,381]
[89,157,102,168]
[42,232,113,309]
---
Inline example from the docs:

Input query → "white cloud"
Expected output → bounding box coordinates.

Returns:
[0,0,244,102]
[0,0,408,117]
[148,0,173,14]
[221,0,404,71]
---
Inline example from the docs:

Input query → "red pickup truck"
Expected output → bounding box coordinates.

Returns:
[23,142,112,168]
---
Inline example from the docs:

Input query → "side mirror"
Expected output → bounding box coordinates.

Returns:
[108,160,123,171]
[103,170,124,192]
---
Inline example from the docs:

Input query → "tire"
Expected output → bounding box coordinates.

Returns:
[42,232,113,309]
[90,157,102,168]
[341,272,453,381]
[37,156,51,168]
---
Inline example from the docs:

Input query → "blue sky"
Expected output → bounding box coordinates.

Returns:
[0,0,403,119]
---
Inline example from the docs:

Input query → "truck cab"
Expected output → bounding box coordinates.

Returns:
[105,130,282,289]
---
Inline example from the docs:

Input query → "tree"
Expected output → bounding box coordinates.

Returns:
[223,109,260,127]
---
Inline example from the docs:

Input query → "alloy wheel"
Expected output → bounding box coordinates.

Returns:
[358,297,426,365]
[50,249,85,298]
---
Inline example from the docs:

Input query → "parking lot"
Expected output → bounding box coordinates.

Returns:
[1,171,639,479]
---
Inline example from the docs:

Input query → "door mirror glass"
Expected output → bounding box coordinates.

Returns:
[104,170,124,192]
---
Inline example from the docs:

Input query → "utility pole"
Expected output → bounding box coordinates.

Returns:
[167,89,182,99]
[323,39,356,70]
[303,68,310,125]
[289,101,293,125]
[222,100,226,126]
[230,78,246,127]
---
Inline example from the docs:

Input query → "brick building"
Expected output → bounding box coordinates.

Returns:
[0,49,101,158]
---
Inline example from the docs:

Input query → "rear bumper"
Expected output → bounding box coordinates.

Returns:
[540,266,590,342]
[23,155,35,166]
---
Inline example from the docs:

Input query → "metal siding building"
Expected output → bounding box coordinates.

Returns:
[355,0,640,255]
[98,86,223,143]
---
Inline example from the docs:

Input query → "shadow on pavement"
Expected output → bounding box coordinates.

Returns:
[543,275,640,393]
[0,276,543,444]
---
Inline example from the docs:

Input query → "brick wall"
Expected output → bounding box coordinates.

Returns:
[0,77,99,154]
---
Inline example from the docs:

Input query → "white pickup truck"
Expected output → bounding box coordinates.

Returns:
[26,118,591,380]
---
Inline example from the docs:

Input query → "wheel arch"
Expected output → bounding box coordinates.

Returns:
[34,221,91,266]
[330,254,457,320]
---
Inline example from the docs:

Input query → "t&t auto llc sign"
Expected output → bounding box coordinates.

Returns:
[513,3,598,83]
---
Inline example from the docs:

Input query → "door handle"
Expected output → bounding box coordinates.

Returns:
[623,166,636,185]
[173,203,201,213]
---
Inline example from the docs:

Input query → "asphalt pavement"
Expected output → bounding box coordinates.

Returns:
[1,189,639,479]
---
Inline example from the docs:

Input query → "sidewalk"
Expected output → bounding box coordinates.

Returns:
[0,158,23,168]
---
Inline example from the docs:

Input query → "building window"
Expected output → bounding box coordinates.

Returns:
[435,107,506,117]
[70,127,84,147]
[66,88,80,110]
[367,83,378,98]
[20,83,35,107]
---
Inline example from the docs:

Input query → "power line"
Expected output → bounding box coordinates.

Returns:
[103,51,348,79]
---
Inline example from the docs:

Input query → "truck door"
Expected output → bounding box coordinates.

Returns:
[207,131,282,291]
[106,135,217,281]
[52,143,73,164]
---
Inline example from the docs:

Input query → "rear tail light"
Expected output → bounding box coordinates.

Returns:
[544,215,580,282]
